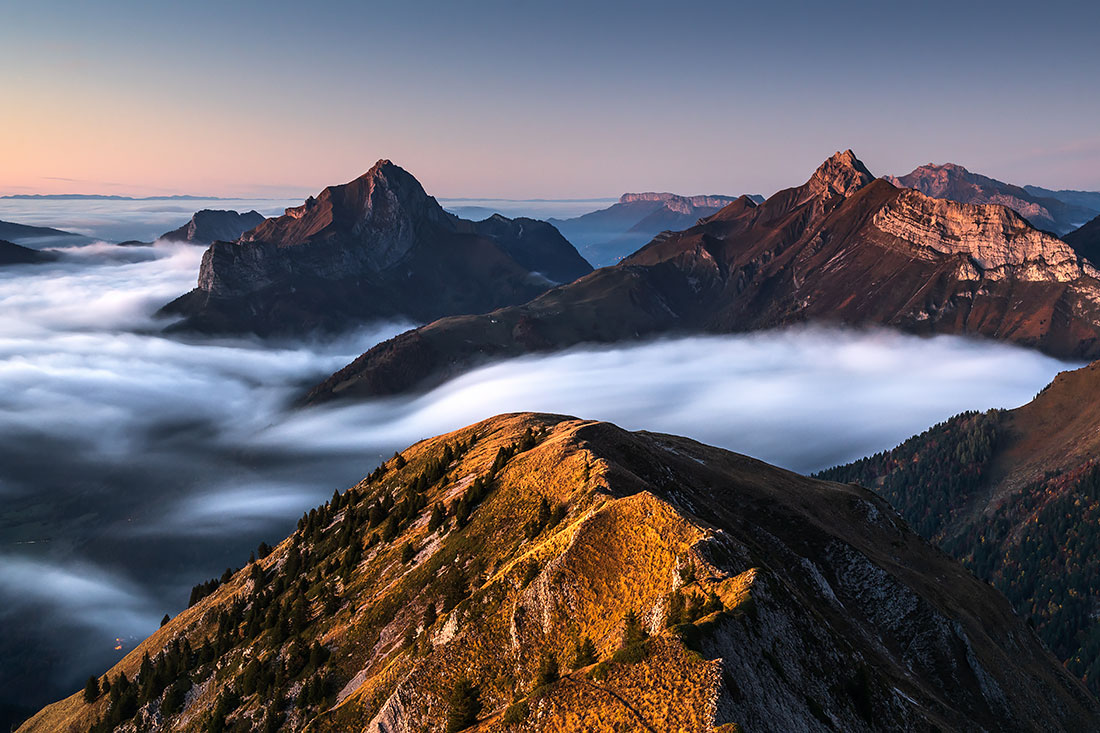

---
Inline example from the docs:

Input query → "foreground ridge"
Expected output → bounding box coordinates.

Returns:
[20,413,1100,732]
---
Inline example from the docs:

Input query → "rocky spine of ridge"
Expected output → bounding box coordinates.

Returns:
[18,413,1100,733]
[306,150,1100,403]
[159,160,591,335]
[160,209,266,245]
[886,162,1099,235]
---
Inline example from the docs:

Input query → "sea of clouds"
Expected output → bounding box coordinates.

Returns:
[0,200,1082,721]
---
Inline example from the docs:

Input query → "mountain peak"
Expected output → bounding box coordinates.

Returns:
[805,149,875,199]
[241,159,451,265]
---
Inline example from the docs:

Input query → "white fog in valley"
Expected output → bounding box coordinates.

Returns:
[0,200,1082,711]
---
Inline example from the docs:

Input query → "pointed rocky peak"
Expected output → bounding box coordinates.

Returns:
[804,149,875,199]
[311,158,447,227]
[242,159,454,261]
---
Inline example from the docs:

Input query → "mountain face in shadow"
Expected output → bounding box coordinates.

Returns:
[307,150,1100,403]
[20,413,1100,732]
[160,160,592,336]
[818,360,1100,695]
[0,239,58,265]
[1065,214,1100,266]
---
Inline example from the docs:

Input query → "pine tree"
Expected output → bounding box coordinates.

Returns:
[622,610,647,647]
[83,675,100,703]
[535,652,559,687]
[571,636,597,669]
[444,677,481,733]
[423,602,438,629]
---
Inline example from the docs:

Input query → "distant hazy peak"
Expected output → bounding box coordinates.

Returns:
[618,192,738,212]
[160,209,265,244]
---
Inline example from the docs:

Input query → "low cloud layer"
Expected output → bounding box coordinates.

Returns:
[0,197,300,243]
[0,222,1081,720]
[270,328,1074,475]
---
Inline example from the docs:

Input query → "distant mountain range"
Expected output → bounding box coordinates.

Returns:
[160,161,592,336]
[1,194,231,201]
[308,150,1100,403]
[818,360,1100,695]
[20,413,1099,732]
[549,192,762,266]
[885,163,1100,236]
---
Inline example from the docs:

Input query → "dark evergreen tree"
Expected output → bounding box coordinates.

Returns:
[83,675,100,703]
[445,677,482,733]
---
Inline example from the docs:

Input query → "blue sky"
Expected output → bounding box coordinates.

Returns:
[3,0,1098,197]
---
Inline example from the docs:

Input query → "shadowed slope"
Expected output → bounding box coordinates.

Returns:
[818,361,1100,691]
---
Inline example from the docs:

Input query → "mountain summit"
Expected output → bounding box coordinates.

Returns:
[19,414,1100,732]
[308,150,1100,403]
[160,161,591,335]
[800,149,875,203]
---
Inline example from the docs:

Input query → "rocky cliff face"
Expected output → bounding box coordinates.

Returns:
[160,161,591,336]
[871,190,1097,282]
[886,163,1099,236]
[19,414,1100,733]
[160,209,266,245]
[307,150,1100,403]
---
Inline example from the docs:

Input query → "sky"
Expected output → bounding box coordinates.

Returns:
[3,0,1099,198]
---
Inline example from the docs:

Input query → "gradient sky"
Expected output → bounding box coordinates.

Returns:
[3,0,1099,198]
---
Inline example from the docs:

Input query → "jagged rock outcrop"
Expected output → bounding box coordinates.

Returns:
[549,191,751,266]
[159,161,591,335]
[307,150,1100,403]
[0,239,57,265]
[1065,214,1100,267]
[19,413,1100,732]
[886,163,1099,236]
[159,209,265,245]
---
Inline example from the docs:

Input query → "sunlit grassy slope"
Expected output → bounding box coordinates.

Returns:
[20,413,1100,732]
